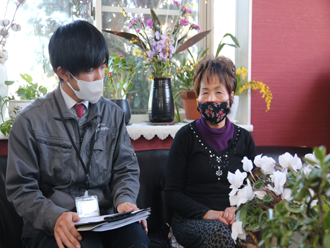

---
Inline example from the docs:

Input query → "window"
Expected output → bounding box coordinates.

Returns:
[1,0,92,96]
[99,0,200,114]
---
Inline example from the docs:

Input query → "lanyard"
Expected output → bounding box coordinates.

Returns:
[54,94,96,191]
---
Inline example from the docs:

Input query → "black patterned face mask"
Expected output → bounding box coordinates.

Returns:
[197,101,230,124]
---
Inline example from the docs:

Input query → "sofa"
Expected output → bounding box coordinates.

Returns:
[0,146,312,248]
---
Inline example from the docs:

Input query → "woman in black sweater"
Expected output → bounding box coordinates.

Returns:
[165,56,257,248]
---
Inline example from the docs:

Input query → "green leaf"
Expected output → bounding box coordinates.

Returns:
[263,194,273,202]
[222,33,240,47]
[38,86,47,96]
[314,146,326,160]
[150,7,162,33]
[215,43,226,58]
[20,73,33,84]
[287,218,299,231]
[4,80,15,86]
[323,210,330,230]
[285,201,302,213]
[16,88,26,99]
[175,30,212,54]
[0,119,14,136]
[258,211,268,228]
[102,30,146,50]
[253,180,265,190]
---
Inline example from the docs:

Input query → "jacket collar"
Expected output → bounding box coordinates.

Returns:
[53,85,102,122]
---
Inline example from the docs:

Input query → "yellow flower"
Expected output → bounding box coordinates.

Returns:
[187,3,190,7]
[168,73,171,77]
[118,4,121,7]
[238,80,272,112]
[148,75,154,81]
[236,66,248,80]
[192,4,194,7]
[133,47,143,57]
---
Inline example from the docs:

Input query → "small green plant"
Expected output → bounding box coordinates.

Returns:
[5,73,48,100]
[103,54,142,100]
[0,119,13,136]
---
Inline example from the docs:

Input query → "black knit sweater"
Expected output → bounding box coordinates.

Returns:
[165,121,257,219]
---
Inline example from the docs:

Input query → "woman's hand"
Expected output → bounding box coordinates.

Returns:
[117,202,148,234]
[223,207,236,225]
[202,210,228,225]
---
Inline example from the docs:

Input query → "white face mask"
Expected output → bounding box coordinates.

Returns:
[66,73,104,104]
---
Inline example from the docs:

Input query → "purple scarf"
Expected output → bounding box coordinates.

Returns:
[195,116,234,152]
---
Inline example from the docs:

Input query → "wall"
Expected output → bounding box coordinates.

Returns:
[251,0,330,150]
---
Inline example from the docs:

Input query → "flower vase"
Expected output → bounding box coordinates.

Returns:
[0,64,9,123]
[148,77,174,122]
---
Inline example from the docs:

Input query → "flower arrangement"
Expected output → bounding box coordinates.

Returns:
[236,67,273,112]
[229,148,330,248]
[103,2,211,79]
[0,0,26,64]
[103,54,142,100]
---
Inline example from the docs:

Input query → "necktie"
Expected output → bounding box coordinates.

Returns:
[75,104,84,118]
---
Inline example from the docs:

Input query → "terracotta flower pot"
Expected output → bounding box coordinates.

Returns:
[179,90,201,120]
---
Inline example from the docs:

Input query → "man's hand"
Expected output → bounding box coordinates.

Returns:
[202,210,228,225]
[223,207,236,225]
[54,212,82,248]
[117,202,148,234]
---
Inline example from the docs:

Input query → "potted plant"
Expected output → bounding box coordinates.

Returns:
[174,33,240,122]
[228,148,328,248]
[259,146,330,248]
[103,54,142,125]
[0,73,47,136]
[227,67,273,122]
[104,2,211,122]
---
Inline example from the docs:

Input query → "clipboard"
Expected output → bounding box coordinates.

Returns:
[74,208,151,232]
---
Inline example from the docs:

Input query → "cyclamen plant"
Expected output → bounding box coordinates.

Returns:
[103,2,210,79]
[228,152,310,246]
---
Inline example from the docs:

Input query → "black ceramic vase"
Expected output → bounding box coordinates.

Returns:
[112,99,131,125]
[148,78,174,122]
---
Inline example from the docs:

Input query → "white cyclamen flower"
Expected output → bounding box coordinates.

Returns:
[11,23,21,32]
[282,188,293,201]
[0,19,10,27]
[227,169,247,196]
[231,221,246,243]
[254,154,276,174]
[266,184,283,195]
[305,153,319,165]
[271,171,287,188]
[302,164,314,176]
[230,180,255,208]
[279,152,293,170]
[255,190,267,200]
[291,154,302,171]
[241,156,253,174]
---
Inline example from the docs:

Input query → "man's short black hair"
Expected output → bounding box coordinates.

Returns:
[49,20,109,81]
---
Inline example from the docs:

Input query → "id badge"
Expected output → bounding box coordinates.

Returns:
[75,192,100,218]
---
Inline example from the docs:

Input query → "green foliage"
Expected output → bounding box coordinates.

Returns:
[0,119,14,136]
[261,146,330,248]
[0,95,14,123]
[103,54,142,100]
[5,74,48,100]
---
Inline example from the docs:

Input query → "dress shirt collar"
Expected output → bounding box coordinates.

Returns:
[60,82,89,110]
